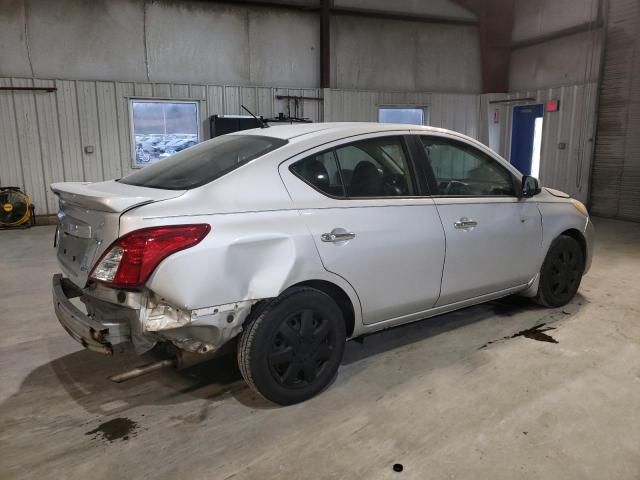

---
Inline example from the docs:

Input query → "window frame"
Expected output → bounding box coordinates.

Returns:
[416,135,521,199]
[128,98,201,169]
[288,135,425,200]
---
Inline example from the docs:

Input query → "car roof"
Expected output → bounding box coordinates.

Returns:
[233,122,454,140]
[230,122,509,173]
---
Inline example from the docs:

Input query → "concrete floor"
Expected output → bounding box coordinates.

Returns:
[1,217,639,479]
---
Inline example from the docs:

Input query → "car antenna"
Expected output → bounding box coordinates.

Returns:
[241,104,269,128]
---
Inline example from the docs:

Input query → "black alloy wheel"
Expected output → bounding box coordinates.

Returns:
[268,308,337,388]
[536,235,585,307]
[238,287,346,405]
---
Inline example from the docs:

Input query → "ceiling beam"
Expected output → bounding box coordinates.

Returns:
[510,18,604,50]
[199,0,317,12]
[201,0,478,25]
[330,8,478,26]
[453,0,513,93]
[320,0,331,88]
[480,0,514,93]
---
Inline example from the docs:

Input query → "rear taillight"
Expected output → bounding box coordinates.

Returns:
[90,224,211,288]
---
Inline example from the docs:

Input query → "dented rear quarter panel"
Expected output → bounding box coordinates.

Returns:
[118,162,364,334]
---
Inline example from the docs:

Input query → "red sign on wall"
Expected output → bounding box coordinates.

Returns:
[546,100,560,112]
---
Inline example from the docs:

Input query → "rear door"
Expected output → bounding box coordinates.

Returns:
[415,135,542,306]
[280,133,446,325]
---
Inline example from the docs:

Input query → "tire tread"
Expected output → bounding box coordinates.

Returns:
[237,286,331,402]
[534,234,584,308]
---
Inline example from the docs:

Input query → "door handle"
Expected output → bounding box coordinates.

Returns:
[321,230,356,242]
[454,217,478,229]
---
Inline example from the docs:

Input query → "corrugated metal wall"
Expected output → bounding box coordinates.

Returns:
[482,83,598,204]
[0,76,321,215]
[324,89,479,138]
[325,87,598,204]
[591,0,640,220]
[0,80,481,216]
[1,77,598,215]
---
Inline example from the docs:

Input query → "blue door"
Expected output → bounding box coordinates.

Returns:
[510,104,544,175]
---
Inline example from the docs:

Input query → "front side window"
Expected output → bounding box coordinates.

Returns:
[420,137,515,196]
[290,137,415,198]
[131,100,199,167]
[119,135,287,190]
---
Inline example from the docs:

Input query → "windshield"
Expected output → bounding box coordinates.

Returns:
[119,135,287,190]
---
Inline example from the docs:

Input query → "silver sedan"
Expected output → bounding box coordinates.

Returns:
[51,122,594,405]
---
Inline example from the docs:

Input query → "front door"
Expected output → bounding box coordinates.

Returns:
[417,135,542,306]
[280,134,446,325]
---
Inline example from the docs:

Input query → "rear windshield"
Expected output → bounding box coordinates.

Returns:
[119,135,287,190]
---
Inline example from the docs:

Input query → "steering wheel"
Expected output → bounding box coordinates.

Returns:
[444,180,472,195]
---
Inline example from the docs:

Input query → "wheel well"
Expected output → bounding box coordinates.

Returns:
[291,280,356,338]
[560,228,587,260]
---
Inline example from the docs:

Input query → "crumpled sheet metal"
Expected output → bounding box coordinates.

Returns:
[140,298,255,354]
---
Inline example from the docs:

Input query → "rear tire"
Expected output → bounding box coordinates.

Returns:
[238,287,346,405]
[535,235,585,307]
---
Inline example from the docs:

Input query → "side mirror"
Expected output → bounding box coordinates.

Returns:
[521,175,541,198]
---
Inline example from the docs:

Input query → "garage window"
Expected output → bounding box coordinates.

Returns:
[378,107,426,125]
[130,100,200,167]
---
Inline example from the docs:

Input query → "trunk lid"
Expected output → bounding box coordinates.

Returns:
[51,180,184,288]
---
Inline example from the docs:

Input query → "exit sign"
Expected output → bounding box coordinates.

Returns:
[546,100,560,112]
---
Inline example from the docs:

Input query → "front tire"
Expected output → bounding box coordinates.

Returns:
[535,235,585,307]
[238,287,346,405]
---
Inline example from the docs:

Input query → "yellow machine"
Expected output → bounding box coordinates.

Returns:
[0,187,35,228]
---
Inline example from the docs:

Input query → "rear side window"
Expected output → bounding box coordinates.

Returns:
[119,135,287,190]
[290,151,345,197]
[290,136,415,198]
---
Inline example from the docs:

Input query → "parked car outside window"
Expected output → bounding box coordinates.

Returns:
[131,100,200,166]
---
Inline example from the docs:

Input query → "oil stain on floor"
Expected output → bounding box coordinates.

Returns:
[480,323,558,349]
[86,417,138,442]
[515,323,558,343]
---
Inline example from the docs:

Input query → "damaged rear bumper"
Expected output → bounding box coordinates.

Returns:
[53,273,130,354]
[52,274,256,356]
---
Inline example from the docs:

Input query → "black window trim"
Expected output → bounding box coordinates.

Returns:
[416,134,521,199]
[288,135,427,200]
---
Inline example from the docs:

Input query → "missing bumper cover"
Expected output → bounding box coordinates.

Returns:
[54,274,258,357]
